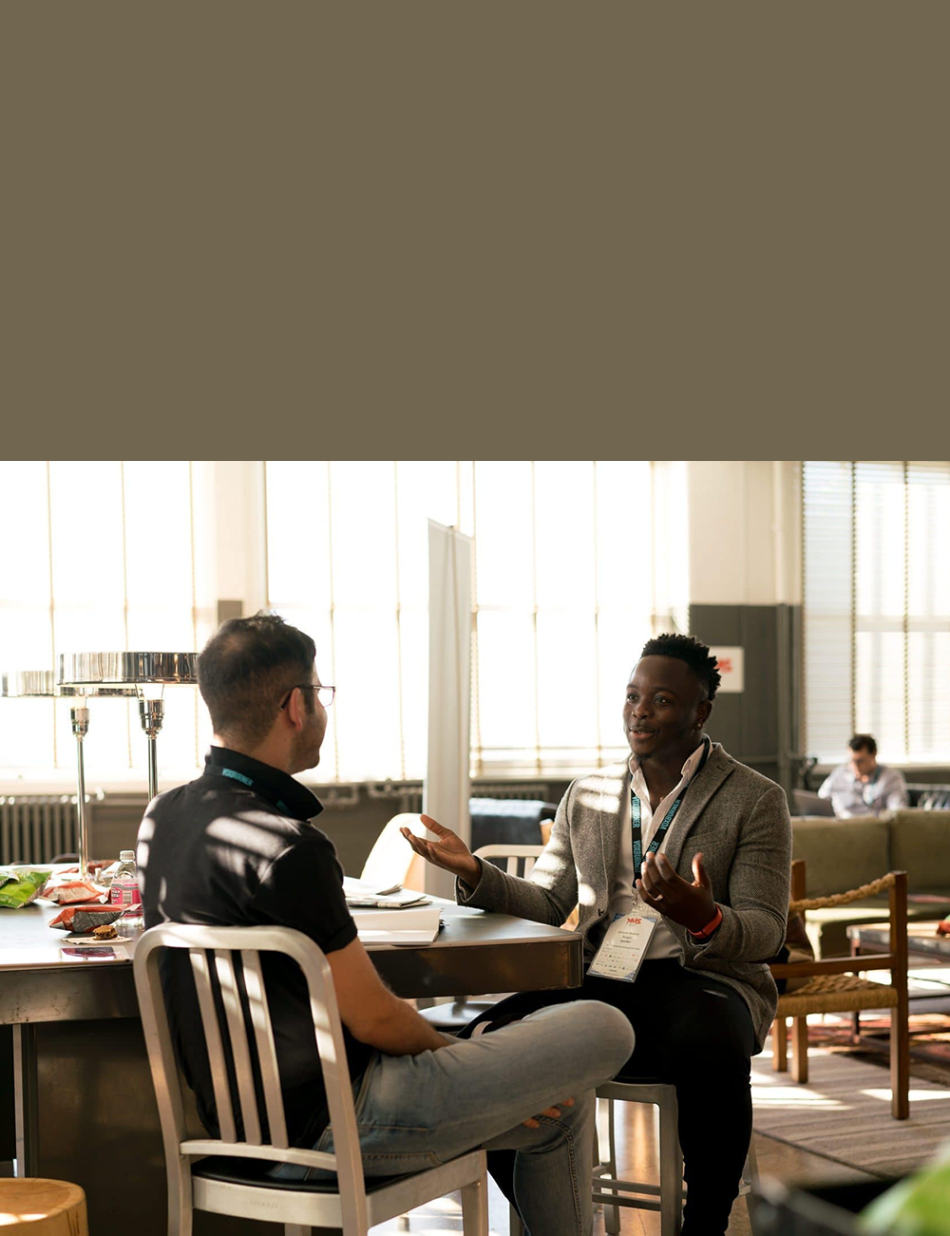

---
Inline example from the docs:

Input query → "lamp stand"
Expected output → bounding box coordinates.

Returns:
[138,698,164,802]
[69,704,90,878]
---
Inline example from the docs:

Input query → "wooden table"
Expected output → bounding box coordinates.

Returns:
[1,899,582,1235]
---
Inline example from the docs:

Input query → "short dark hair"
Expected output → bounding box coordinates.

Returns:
[849,733,877,756]
[638,633,722,701]
[197,612,316,745]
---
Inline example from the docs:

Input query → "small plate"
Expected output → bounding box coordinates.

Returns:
[65,934,126,945]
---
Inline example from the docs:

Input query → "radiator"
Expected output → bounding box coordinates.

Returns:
[0,796,80,865]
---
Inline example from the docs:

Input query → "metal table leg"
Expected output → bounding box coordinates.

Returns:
[12,1025,38,1177]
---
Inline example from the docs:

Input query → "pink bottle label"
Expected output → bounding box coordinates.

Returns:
[110,880,141,907]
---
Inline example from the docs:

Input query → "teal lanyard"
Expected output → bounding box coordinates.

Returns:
[208,765,290,815]
[631,736,710,877]
[631,794,684,879]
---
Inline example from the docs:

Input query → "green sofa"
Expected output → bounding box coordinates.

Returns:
[791,809,950,957]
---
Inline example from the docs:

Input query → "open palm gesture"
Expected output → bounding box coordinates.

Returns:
[400,814,482,886]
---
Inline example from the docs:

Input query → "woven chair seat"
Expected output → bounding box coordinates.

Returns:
[777,974,899,1018]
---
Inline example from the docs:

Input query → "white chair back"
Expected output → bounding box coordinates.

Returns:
[360,813,427,892]
[474,843,544,879]
[133,924,367,1234]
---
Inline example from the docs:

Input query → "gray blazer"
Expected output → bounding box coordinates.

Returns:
[458,743,791,1049]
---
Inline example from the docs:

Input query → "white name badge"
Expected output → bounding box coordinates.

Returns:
[588,909,658,983]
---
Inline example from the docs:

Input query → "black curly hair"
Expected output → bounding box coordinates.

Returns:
[638,633,721,701]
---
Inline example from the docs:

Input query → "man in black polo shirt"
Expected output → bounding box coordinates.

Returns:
[138,613,632,1236]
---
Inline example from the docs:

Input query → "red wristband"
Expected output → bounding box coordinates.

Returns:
[689,906,723,939]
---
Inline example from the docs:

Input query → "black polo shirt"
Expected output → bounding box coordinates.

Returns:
[137,746,373,1148]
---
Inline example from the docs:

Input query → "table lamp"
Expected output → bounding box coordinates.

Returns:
[58,652,198,803]
[1,670,137,876]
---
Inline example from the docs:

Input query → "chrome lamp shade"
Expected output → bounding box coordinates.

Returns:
[57,652,198,687]
[58,651,199,806]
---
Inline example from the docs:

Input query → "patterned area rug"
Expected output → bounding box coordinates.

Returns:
[752,1046,950,1177]
[810,1013,950,1085]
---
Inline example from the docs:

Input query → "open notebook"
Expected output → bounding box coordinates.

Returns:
[343,876,431,909]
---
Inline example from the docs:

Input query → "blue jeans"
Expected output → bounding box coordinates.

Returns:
[312,1000,633,1236]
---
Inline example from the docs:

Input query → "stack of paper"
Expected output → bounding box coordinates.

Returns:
[343,876,431,909]
[352,906,442,946]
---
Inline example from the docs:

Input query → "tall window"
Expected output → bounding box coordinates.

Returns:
[266,461,656,781]
[803,461,950,763]
[0,461,208,778]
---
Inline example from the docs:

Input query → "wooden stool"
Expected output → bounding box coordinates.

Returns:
[0,1179,88,1234]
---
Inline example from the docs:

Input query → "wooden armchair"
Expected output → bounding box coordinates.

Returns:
[769,862,909,1120]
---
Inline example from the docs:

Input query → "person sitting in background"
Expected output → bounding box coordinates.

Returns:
[137,612,633,1236]
[818,734,909,818]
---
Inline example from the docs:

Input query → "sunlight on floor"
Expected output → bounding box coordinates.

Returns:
[861,1087,950,1103]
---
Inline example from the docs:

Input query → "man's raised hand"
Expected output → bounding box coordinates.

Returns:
[400,814,482,886]
[636,850,716,934]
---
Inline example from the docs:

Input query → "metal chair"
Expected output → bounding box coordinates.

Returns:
[420,844,545,1031]
[592,1081,758,1236]
[133,923,488,1236]
[423,844,543,1236]
[474,844,544,878]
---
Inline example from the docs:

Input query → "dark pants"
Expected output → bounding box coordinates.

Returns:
[458,959,756,1235]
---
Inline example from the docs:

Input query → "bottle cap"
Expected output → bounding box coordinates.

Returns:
[119,850,135,861]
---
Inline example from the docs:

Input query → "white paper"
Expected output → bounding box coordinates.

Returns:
[588,910,658,982]
[352,906,442,946]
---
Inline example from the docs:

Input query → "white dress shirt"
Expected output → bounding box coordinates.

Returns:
[818,763,909,818]
[607,737,710,963]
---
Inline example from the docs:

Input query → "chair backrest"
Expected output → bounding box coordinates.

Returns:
[790,858,806,903]
[474,843,544,879]
[360,813,427,892]
[133,924,366,1232]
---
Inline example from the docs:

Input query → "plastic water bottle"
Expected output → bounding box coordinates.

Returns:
[110,850,143,936]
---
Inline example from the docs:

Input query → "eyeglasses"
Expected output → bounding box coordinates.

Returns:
[278,684,336,710]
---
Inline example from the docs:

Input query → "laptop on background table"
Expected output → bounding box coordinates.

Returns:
[793,789,836,817]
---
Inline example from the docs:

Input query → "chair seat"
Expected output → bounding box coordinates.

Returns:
[192,1156,411,1193]
[419,1000,496,1031]
[777,975,899,1018]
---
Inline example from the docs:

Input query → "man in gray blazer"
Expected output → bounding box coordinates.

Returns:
[405,633,792,1234]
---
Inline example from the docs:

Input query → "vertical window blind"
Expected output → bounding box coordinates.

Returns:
[0,461,207,775]
[803,461,950,764]
[265,460,657,781]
